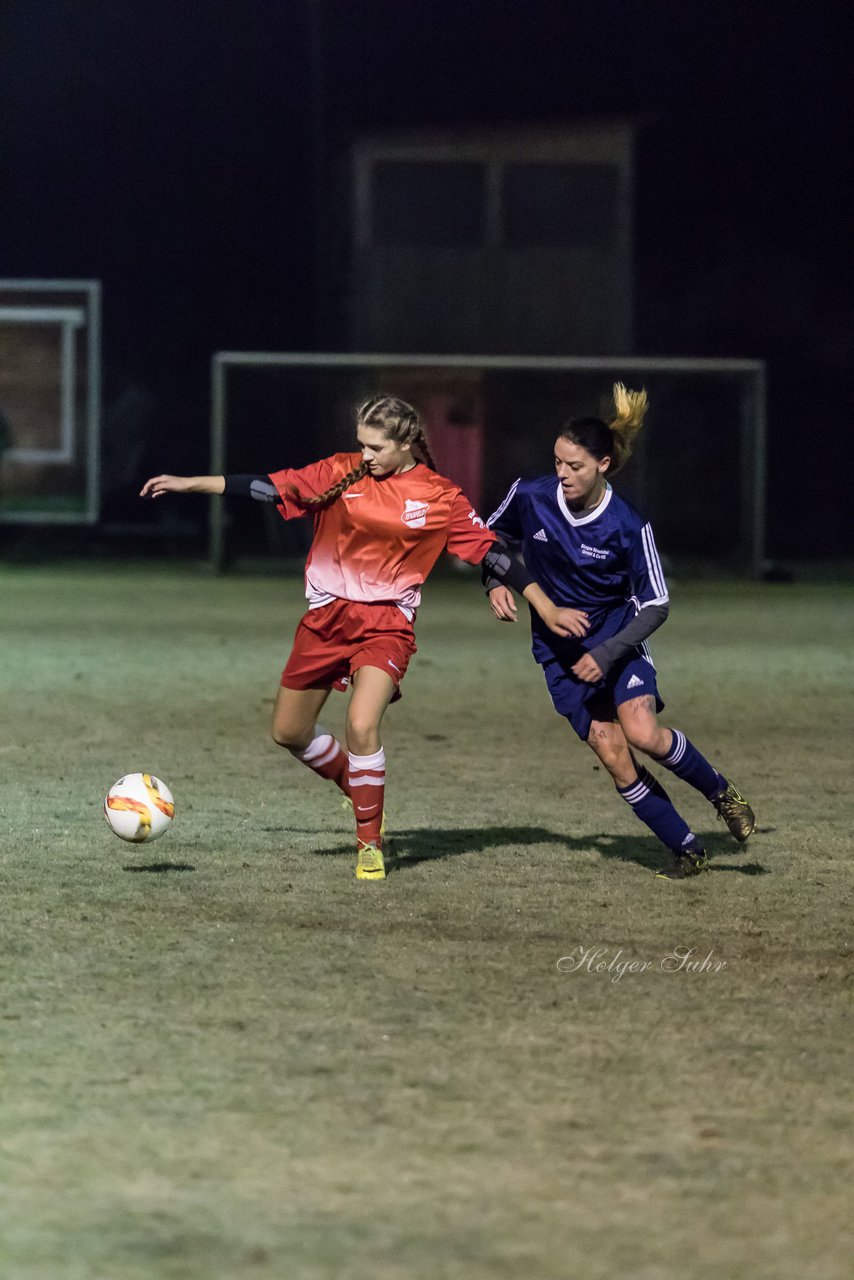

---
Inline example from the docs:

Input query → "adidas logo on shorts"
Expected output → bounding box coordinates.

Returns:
[627,674,644,689]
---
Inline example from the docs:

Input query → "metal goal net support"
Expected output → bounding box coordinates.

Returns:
[208,352,766,575]
[0,279,101,523]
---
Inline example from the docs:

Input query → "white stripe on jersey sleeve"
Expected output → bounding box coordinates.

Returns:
[486,477,521,528]
[641,523,669,604]
[640,642,657,668]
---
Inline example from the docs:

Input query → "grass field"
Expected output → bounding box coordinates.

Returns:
[1,563,852,1280]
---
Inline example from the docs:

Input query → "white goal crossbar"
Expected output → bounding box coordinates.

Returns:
[209,351,766,574]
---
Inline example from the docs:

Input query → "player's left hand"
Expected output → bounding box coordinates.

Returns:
[571,653,603,683]
[544,607,589,639]
[140,474,189,498]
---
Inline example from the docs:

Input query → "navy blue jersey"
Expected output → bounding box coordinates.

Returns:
[487,476,668,662]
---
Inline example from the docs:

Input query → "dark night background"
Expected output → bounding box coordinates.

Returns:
[1,0,851,558]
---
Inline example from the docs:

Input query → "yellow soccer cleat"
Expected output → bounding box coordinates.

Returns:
[355,843,386,881]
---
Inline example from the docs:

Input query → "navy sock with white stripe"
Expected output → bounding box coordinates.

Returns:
[658,730,724,800]
[617,768,695,851]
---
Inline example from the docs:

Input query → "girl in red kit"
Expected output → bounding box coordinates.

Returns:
[141,396,587,880]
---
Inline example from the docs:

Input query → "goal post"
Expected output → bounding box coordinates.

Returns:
[0,279,101,523]
[209,351,767,575]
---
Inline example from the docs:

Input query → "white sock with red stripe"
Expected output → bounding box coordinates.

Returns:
[296,728,349,795]
[348,748,385,849]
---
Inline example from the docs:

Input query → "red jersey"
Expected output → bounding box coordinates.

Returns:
[268,454,496,618]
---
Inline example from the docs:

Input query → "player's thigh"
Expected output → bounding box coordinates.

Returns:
[271,684,332,749]
[346,665,397,746]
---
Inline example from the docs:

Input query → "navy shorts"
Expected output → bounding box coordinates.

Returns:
[541,648,664,742]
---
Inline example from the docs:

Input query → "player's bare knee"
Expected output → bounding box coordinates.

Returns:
[625,723,671,757]
[347,728,378,756]
[271,723,309,752]
[618,698,665,755]
[587,729,623,774]
[622,724,656,754]
[346,716,381,756]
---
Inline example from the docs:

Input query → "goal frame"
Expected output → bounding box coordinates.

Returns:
[209,351,767,574]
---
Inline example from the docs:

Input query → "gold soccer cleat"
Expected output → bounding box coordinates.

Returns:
[713,783,755,842]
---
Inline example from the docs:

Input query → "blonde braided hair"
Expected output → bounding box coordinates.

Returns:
[296,457,371,509]
[295,396,433,508]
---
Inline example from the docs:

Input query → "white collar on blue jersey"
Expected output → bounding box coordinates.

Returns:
[556,479,613,526]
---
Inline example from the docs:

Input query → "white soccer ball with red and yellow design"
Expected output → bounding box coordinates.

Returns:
[104,772,175,842]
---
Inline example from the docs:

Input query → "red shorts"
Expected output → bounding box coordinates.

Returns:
[280,599,417,698]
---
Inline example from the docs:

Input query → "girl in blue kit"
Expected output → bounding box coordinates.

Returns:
[485,383,755,880]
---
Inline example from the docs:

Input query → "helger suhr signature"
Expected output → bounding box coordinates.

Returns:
[556,945,727,982]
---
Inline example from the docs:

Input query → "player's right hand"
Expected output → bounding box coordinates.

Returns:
[140,474,190,498]
[488,586,517,622]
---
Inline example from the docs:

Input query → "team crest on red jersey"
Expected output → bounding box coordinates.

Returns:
[401,499,429,528]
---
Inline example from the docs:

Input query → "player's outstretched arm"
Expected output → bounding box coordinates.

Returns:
[488,583,588,635]
[140,474,226,498]
[479,540,588,637]
[521,584,589,639]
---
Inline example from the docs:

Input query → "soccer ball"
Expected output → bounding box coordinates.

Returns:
[104,772,175,843]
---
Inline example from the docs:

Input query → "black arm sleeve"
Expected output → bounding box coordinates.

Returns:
[479,538,536,596]
[481,541,527,595]
[223,474,280,503]
[587,602,669,676]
